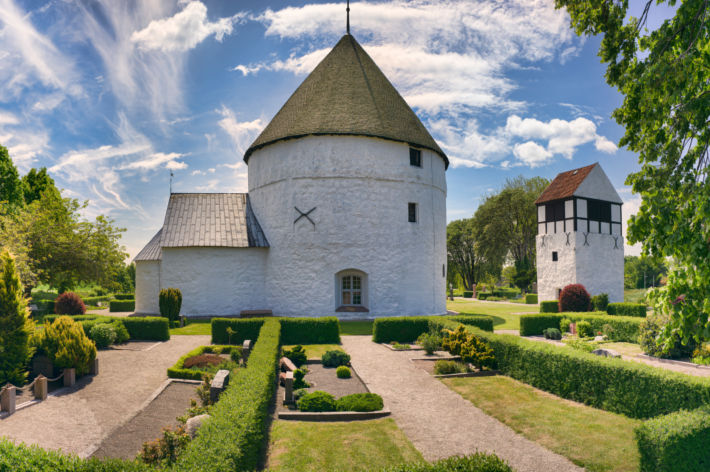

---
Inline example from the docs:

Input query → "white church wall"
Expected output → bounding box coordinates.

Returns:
[574,165,623,203]
[248,135,447,318]
[574,232,624,303]
[160,247,267,317]
[135,260,160,314]
[536,233,577,302]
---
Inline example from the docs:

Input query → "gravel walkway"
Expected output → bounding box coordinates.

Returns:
[0,335,210,457]
[342,336,582,472]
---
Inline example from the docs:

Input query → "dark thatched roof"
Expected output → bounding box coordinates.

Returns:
[244,34,448,168]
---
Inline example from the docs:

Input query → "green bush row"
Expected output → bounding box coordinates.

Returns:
[43,315,169,341]
[520,313,642,342]
[444,315,494,332]
[435,319,710,419]
[372,317,431,343]
[635,405,710,472]
[476,292,490,300]
[380,453,512,472]
[525,294,538,304]
[462,291,474,298]
[113,293,135,300]
[82,296,111,306]
[539,301,559,313]
[608,302,647,317]
[109,300,135,312]
[173,319,281,471]
[279,317,340,344]
[211,318,265,345]
[167,345,241,380]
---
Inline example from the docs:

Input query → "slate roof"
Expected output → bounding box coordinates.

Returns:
[133,229,162,262]
[244,34,449,168]
[535,163,597,205]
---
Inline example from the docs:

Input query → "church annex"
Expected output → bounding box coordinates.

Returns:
[133,34,449,318]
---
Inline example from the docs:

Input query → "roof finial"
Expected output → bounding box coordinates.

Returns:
[346,0,350,35]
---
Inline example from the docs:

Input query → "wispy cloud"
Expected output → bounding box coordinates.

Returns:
[217,105,265,156]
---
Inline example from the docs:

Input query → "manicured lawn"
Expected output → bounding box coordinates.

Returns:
[624,288,648,304]
[266,418,422,471]
[600,342,644,357]
[446,299,537,330]
[170,319,211,335]
[282,344,343,359]
[340,320,373,335]
[443,375,640,472]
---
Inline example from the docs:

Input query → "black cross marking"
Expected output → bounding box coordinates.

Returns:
[583,232,590,246]
[565,232,571,246]
[613,236,620,249]
[540,235,546,248]
[294,206,316,226]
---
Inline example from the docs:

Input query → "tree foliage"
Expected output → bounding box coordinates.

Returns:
[447,218,497,290]
[0,250,34,385]
[0,145,23,209]
[556,0,710,348]
[22,167,59,205]
[624,255,667,289]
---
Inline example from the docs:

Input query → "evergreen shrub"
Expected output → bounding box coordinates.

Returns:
[639,315,696,359]
[543,328,562,340]
[33,316,96,375]
[114,293,134,300]
[559,284,591,312]
[560,318,572,333]
[445,315,494,332]
[591,293,609,312]
[321,349,350,367]
[525,293,538,304]
[89,323,116,349]
[211,318,265,345]
[433,360,468,375]
[608,303,647,317]
[297,391,336,412]
[372,317,430,343]
[462,291,473,298]
[336,393,383,412]
[520,313,642,342]
[417,331,442,355]
[477,292,491,300]
[122,317,170,341]
[336,366,351,378]
[379,453,512,472]
[539,301,559,313]
[576,321,593,338]
[282,345,307,367]
[54,292,86,315]
[0,250,34,385]
[109,300,134,312]
[159,287,182,323]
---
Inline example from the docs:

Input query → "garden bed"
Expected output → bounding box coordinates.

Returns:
[380,342,424,351]
[411,356,497,378]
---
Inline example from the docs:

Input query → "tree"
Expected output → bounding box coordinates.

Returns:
[447,218,496,290]
[624,255,667,289]
[0,250,34,385]
[556,0,710,348]
[0,145,23,208]
[22,167,60,205]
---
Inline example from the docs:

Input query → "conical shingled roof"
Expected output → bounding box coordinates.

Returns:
[244,34,448,168]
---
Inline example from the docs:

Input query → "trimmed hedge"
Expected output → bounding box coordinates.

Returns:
[380,453,512,472]
[82,296,111,306]
[539,301,559,313]
[43,314,169,341]
[462,291,473,298]
[525,293,538,304]
[519,315,565,336]
[477,292,491,300]
[167,345,241,380]
[608,302,647,317]
[173,319,281,471]
[445,315,494,332]
[491,288,519,299]
[279,317,340,344]
[435,319,710,419]
[635,406,710,472]
[211,318,266,345]
[372,317,431,343]
[109,300,135,312]
[114,293,135,300]
[519,313,642,342]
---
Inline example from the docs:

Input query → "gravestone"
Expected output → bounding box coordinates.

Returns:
[283,371,294,404]
[210,369,230,404]
[242,340,252,364]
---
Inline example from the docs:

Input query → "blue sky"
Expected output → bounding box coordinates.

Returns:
[0,0,675,258]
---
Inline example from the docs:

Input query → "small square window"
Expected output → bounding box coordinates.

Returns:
[552,251,558,262]
[409,148,422,167]
[408,202,417,223]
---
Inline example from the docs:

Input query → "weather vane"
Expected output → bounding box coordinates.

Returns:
[346,0,350,34]
[170,170,174,194]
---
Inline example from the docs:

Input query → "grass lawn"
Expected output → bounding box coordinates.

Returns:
[443,375,640,472]
[446,299,537,330]
[600,342,644,357]
[266,418,422,472]
[170,319,211,335]
[172,320,373,337]
[624,288,648,304]
[282,344,343,359]
[340,320,373,335]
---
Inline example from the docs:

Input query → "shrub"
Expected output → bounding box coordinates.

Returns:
[159,287,182,323]
[293,368,309,389]
[140,425,190,467]
[441,325,494,370]
[33,316,96,375]
[82,295,111,306]
[54,292,86,315]
[297,391,336,412]
[639,314,697,359]
[283,345,307,367]
[540,301,559,313]
[89,323,116,349]
[113,321,130,344]
[520,315,563,336]
[463,291,473,298]
[114,293,134,300]
[321,349,350,367]
[391,342,411,350]
[576,320,593,338]
[492,288,520,299]
[543,328,562,340]
[433,360,469,375]
[336,393,383,412]
[279,317,340,344]
[168,345,242,380]
[608,302,647,317]
[477,292,491,300]
[122,316,170,341]
[559,318,572,333]
[211,318,264,345]
[109,299,134,312]
[591,293,609,312]
[373,317,431,343]
[559,284,591,312]
[379,453,512,472]
[525,293,538,304]
[336,366,351,378]
[417,331,442,355]
[635,405,710,472]
[520,313,642,342]
[0,250,34,386]
[293,388,308,402]
[445,315,494,332]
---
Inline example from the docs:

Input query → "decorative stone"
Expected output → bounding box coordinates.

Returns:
[280,357,297,372]
[594,335,604,342]
[89,358,99,375]
[210,369,230,404]
[242,340,251,364]
[591,348,621,358]
[283,371,294,404]
[185,414,210,438]
[63,368,76,387]
[1,385,16,414]
[34,375,48,400]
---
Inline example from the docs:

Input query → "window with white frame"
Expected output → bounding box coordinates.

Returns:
[341,274,362,306]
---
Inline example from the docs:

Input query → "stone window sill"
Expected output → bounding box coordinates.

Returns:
[335,305,369,313]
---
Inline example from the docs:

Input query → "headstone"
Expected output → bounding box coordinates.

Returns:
[63,368,76,387]
[594,335,605,342]
[210,369,230,404]
[185,414,210,438]
[591,348,621,359]
[472,283,477,299]
[242,340,252,364]
[89,358,99,375]
[1,386,16,414]
[283,371,294,404]
[34,375,48,401]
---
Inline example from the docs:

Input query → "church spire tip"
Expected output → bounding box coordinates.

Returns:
[346,0,350,35]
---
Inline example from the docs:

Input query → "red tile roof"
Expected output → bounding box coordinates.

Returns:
[534,163,597,205]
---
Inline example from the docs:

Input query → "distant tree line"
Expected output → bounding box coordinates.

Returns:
[624,255,667,290]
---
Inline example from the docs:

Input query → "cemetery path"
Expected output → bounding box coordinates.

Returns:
[342,335,583,472]
[0,335,210,457]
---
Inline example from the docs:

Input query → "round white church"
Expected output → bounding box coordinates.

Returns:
[134,34,448,318]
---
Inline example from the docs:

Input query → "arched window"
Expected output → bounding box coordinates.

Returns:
[335,269,368,312]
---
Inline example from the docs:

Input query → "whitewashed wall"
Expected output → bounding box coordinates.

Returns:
[160,247,268,317]
[537,232,624,303]
[135,260,160,314]
[248,135,448,318]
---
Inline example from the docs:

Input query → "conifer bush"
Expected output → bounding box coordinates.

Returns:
[559,284,591,312]
[159,287,182,323]
[54,292,86,315]
[336,365,351,378]
[297,391,336,412]
[321,349,350,367]
[33,316,96,375]
[0,250,34,385]
[282,345,307,367]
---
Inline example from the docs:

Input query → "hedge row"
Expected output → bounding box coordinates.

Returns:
[635,406,710,472]
[42,314,169,341]
[82,296,111,306]
[539,301,559,313]
[279,317,340,344]
[444,315,494,332]
[380,453,512,472]
[463,291,474,298]
[211,318,265,345]
[113,293,135,300]
[519,315,565,336]
[372,317,431,343]
[434,319,710,419]
[525,294,538,304]
[167,345,241,380]
[174,319,281,471]
[519,313,642,342]
[608,302,647,317]
[109,300,135,312]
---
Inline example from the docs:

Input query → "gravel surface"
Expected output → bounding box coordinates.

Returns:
[342,335,582,472]
[0,335,210,457]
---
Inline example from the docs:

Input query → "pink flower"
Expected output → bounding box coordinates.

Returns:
[672,294,686,305]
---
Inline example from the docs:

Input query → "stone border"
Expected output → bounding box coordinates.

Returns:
[636,354,710,370]
[277,409,391,421]
[380,343,424,351]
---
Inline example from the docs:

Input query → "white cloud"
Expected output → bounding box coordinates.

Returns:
[0,110,19,125]
[131,1,243,52]
[513,141,553,167]
[217,105,265,155]
[594,135,618,153]
[621,189,643,256]
[31,93,65,112]
[120,152,187,171]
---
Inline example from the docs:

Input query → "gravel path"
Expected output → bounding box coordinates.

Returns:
[0,335,210,457]
[342,336,582,472]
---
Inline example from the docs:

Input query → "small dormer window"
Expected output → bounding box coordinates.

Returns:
[408,202,418,223]
[409,148,422,167]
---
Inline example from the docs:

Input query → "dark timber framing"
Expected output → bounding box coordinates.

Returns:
[537,196,621,236]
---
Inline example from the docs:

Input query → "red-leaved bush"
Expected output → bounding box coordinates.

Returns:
[54,292,86,315]
[559,284,591,312]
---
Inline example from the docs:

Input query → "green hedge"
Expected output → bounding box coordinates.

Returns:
[372,317,431,343]
[608,302,647,317]
[42,314,169,341]
[635,406,710,472]
[82,296,111,306]
[109,300,135,312]
[174,319,280,471]
[477,292,491,300]
[491,288,519,299]
[113,293,134,300]
[462,291,473,298]
[519,315,564,336]
[525,294,538,304]
[167,345,241,380]
[279,317,341,344]
[380,453,512,472]
[445,315,494,332]
[539,301,559,313]
[211,318,266,345]
[436,319,710,419]
[519,312,642,342]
